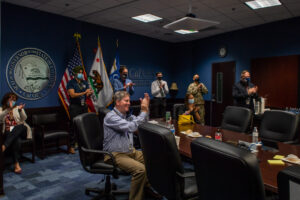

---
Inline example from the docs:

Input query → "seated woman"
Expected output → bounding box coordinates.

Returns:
[0,92,32,174]
[183,93,201,124]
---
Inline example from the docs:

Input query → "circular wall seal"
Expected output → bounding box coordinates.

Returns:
[6,48,56,100]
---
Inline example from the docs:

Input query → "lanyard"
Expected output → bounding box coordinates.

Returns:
[113,109,134,151]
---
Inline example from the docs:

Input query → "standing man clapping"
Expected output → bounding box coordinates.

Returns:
[151,72,169,118]
[113,66,135,96]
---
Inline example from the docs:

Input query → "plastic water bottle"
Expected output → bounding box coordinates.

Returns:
[170,124,175,135]
[215,128,222,141]
[252,127,259,143]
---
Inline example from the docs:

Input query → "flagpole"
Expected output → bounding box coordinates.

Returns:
[74,33,88,78]
[74,32,96,113]
[58,92,70,119]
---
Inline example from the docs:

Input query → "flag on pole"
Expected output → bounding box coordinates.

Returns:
[88,37,113,108]
[109,40,120,86]
[58,33,96,119]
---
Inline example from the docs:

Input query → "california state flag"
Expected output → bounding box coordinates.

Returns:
[88,38,114,108]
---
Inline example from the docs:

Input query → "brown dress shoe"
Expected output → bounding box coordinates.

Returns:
[144,187,163,199]
[68,147,75,154]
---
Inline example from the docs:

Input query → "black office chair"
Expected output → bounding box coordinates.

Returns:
[138,122,199,200]
[259,110,300,143]
[278,165,300,200]
[191,137,266,200]
[98,107,111,125]
[221,106,253,133]
[32,113,70,159]
[173,103,185,121]
[73,112,128,199]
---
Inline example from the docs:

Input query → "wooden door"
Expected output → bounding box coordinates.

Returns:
[251,55,299,108]
[211,61,236,126]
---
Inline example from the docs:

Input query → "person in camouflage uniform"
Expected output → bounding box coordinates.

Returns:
[187,74,208,125]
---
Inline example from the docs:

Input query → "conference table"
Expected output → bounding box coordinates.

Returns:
[155,119,300,193]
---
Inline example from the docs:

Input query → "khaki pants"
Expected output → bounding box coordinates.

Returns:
[104,149,149,200]
[196,104,205,125]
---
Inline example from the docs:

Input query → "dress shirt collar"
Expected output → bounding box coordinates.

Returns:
[113,107,126,119]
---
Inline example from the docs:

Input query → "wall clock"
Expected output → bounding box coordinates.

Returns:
[219,46,227,58]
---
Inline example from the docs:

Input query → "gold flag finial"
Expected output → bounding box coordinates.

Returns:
[73,33,81,40]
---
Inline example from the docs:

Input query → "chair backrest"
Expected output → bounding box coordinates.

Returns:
[191,137,266,200]
[98,107,111,124]
[32,113,59,126]
[278,165,300,200]
[172,103,185,120]
[73,113,103,166]
[260,110,300,142]
[221,106,253,133]
[138,122,184,199]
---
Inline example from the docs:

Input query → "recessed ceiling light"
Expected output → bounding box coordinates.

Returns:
[245,0,281,10]
[132,14,162,23]
[174,30,199,34]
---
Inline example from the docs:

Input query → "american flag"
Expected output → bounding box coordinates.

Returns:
[58,44,82,118]
[58,40,96,119]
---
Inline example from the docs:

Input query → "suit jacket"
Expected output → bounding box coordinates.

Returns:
[0,107,32,139]
[232,81,258,111]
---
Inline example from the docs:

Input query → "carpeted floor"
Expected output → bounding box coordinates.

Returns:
[1,149,144,200]
[2,147,195,200]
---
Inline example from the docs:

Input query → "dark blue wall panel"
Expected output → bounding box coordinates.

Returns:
[2,2,300,108]
[1,3,172,108]
[173,17,300,101]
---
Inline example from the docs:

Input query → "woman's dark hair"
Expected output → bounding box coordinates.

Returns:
[1,92,18,110]
[119,65,127,74]
[184,93,193,108]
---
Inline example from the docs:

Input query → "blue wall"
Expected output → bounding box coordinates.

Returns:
[1,3,172,108]
[2,3,300,108]
[173,17,300,101]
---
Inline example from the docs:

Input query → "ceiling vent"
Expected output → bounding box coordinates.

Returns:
[163,2,219,32]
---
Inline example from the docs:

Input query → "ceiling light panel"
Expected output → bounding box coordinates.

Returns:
[175,30,199,34]
[245,0,282,10]
[132,14,162,22]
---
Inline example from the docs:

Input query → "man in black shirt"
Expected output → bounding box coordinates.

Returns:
[232,70,259,111]
[67,66,93,153]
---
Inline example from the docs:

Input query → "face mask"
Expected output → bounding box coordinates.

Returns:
[245,77,250,83]
[194,78,199,82]
[188,99,194,104]
[122,74,128,79]
[157,77,162,81]
[77,73,84,80]
[8,101,16,107]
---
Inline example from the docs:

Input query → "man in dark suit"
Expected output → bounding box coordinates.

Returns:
[232,70,259,111]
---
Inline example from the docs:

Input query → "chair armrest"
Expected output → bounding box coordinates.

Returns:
[33,124,46,139]
[283,140,299,145]
[81,147,118,167]
[176,171,195,179]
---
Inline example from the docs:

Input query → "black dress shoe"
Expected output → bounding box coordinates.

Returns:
[144,187,163,199]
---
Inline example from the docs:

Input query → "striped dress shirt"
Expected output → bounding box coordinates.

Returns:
[103,108,148,153]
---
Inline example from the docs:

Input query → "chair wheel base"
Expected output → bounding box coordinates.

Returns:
[85,188,116,200]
